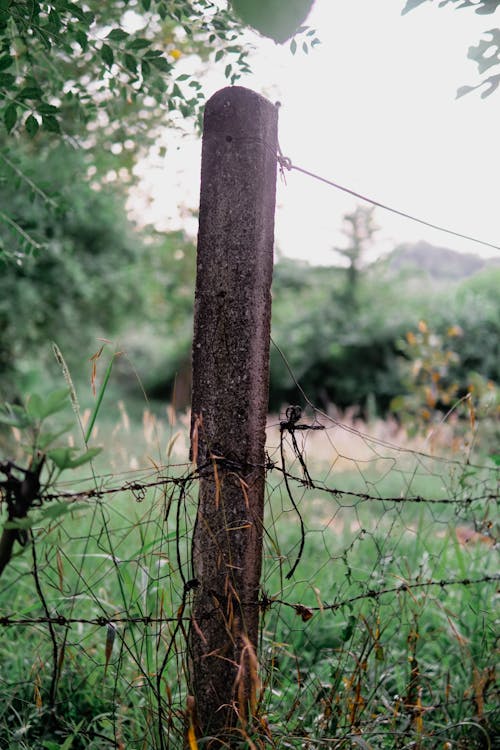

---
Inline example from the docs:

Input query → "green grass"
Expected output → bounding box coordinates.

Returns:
[0,397,498,749]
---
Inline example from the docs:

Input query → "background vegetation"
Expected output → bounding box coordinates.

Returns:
[0,1,499,748]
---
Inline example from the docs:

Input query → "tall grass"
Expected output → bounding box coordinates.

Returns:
[0,397,497,748]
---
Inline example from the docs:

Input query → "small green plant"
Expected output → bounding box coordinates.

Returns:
[0,344,109,578]
[391,319,500,454]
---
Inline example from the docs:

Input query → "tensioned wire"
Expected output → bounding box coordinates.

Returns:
[276,147,500,252]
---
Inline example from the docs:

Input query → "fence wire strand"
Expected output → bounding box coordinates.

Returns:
[276,147,500,252]
[0,140,499,747]
[0,387,498,748]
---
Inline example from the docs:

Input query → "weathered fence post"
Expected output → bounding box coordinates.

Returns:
[188,86,278,742]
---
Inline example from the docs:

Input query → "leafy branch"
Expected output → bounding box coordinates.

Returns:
[0,386,101,577]
[402,0,500,98]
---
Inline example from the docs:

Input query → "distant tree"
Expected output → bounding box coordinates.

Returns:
[0,140,141,397]
[402,0,500,98]
[333,206,378,311]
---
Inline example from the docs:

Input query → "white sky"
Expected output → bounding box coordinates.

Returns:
[129,0,500,265]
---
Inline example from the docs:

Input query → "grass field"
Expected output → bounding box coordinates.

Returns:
[0,396,497,749]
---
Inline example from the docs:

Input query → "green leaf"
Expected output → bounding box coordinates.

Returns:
[84,349,117,444]
[48,9,62,30]
[401,0,428,13]
[215,49,224,62]
[341,615,356,643]
[0,54,13,72]
[37,103,59,114]
[468,29,500,75]
[65,446,102,468]
[42,114,61,133]
[25,114,39,136]
[152,76,167,92]
[149,56,171,72]
[0,405,33,429]
[100,44,114,67]
[0,73,15,88]
[124,53,137,73]
[18,85,43,100]
[67,2,87,21]
[456,84,476,99]
[143,49,164,58]
[389,395,407,413]
[36,27,52,51]
[75,30,88,51]
[37,423,73,450]
[44,388,70,416]
[8,404,30,419]
[4,102,17,132]
[126,37,151,51]
[290,38,297,55]
[25,388,69,421]
[231,0,314,43]
[48,445,102,471]
[47,447,74,470]
[107,28,129,42]
[26,393,45,419]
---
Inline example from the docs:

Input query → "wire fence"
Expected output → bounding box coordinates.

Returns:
[0,390,498,749]
[0,114,499,747]
[275,147,500,253]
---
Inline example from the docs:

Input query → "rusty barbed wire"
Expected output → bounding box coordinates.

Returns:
[0,573,497,629]
[15,461,497,509]
[0,391,498,747]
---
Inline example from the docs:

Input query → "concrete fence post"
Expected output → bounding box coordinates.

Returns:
[188,86,278,742]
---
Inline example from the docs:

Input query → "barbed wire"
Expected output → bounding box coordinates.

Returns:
[0,359,498,746]
[0,130,498,748]
[0,572,497,629]
[24,457,498,509]
[0,421,497,748]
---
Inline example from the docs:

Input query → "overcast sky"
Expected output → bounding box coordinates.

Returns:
[129,0,500,265]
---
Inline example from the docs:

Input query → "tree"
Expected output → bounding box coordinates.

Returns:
[0,2,247,142]
[0,1,239,258]
[402,0,500,98]
[0,1,316,261]
[0,0,319,393]
[0,140,142,397]
[333,206,378,311]
[0,0,317,145]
